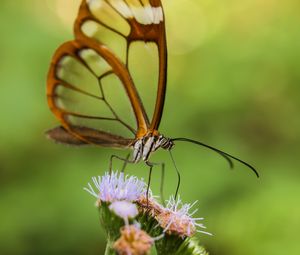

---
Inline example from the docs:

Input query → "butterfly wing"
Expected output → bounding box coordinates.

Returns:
[46,126,132,147]
[74,0,167,132]
[47,37,149,147]
[47,0,167,147]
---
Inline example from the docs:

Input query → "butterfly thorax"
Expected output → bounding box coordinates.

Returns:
[132,134,174,163]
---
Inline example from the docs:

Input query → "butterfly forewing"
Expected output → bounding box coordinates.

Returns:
[74,0,167,131]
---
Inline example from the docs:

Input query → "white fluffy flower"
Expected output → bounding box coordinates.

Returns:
[109,201,139,221]
[84,171,147,202]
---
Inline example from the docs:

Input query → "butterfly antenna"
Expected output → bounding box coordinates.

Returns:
[169,150,181,199]
[171,138,259,178]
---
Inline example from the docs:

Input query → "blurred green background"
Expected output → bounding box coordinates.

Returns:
[1,0,300,254]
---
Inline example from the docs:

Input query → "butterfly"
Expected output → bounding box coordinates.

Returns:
[46,0,258,184]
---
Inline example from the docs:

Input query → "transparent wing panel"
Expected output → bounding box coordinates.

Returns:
[51,45,136,138]
[127,41,159,122]
[81,20,127,63]
[88,0,130,36]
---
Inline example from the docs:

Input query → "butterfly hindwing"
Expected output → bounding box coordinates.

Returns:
[47,38,149,145]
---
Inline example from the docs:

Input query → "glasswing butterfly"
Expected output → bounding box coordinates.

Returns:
[46,0,258,196]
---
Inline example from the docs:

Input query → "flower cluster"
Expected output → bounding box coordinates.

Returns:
[84,171,209,255]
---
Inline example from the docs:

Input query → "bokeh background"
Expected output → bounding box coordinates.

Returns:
[1,0,300,254]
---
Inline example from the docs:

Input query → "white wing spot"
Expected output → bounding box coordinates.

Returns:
[144,5,154,24]
[132,6,163,25]
[108,1,163,25]
[88,0,103,9]
[152,7,163,24]
[108,0,134,18]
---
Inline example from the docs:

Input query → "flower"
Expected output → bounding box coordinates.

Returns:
[84,171,147,202]
[156,196,212,238]
[137,195,163,217]
[113,225,153,255]
[109,201,139,223]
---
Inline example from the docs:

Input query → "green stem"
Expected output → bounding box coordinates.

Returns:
[104,239,115,255]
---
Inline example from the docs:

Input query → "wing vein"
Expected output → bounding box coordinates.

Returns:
[57,80,103,100]
[97,76,136,135]
[67,112,116,121]
[89,17,127,38]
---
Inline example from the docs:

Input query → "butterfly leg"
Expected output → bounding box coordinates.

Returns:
[109,153,135,175]
[145,161,154,207]
[121,153,131,173]
[145,161,166,206]
[160,163,166,206]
